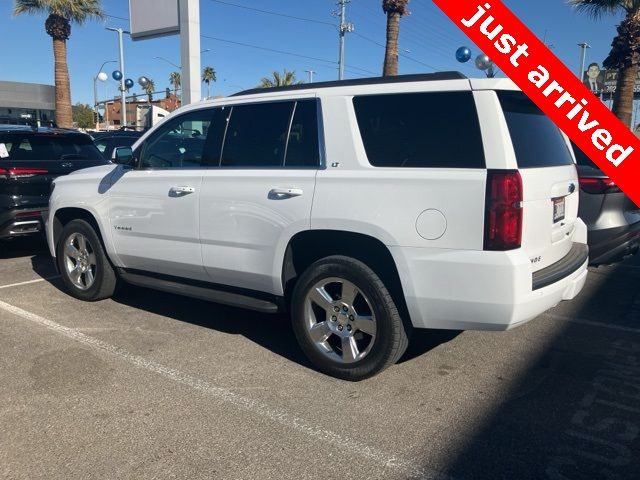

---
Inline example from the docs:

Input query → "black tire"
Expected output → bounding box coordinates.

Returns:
[291,255,409,381]
[56,219,118,301]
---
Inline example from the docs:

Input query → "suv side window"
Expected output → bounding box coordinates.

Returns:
[216,100,320,168]
[140,109,215,169]
[284,100,320,168]
[221,101,294,168]
[221,102,294,167]
[353,92,486,168]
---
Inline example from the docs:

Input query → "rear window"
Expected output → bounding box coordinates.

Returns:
[0,133,103,161]
[498,91,574,168]
[353,92,485,168]
[570,141,598,169]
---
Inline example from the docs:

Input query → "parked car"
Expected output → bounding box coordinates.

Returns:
[572,142,640,265]
[91,130,144,161]
[0,125,107,240]
[46,73,588,380]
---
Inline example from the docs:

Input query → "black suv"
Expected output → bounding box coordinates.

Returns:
[0,125,107,239]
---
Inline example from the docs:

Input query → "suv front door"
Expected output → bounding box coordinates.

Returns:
[199,99,321,294]
[107,109,214,280]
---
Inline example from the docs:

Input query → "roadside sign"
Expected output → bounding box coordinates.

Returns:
[129,0,179,41]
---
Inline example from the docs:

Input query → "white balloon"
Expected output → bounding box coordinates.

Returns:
[97,71,108,82]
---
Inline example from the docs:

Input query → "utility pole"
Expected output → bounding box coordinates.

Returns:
[578,42,590,81]
[337,0,353,80]
[305,70,316,83]
[106,27,128,127]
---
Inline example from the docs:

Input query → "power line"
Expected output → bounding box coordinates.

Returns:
[200,33,377,76]
[105,14,129,22]
[352,32,439,72]
[210,0,335,27]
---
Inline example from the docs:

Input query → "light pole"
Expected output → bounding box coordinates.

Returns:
[305,70,316,83]
[578,43,591,80]
[106,27,129,127]
[94,60,116,130]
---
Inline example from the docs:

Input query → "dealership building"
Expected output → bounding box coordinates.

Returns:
[0,80,55,126]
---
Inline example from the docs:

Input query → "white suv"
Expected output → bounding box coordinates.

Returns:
[47,73,588,380]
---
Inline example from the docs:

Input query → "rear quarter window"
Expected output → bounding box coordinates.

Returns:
[353,91,485,168]
[498,91,574,168]
[570,141,598,169]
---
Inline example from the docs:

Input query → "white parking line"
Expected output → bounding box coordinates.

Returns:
[0,277,60,290]
[0,299,452,480]
[544,313,640,334]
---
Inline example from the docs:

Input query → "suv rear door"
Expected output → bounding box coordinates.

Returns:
[199,98,319,294]
[495,90,581,272]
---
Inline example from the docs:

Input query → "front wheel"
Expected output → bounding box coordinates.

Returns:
[57,219,118,301]
[291,256,409,381]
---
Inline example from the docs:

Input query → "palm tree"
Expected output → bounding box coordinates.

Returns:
[382,0,410,76]
[202,66,217,98]
[13,0,104,128]
[169,71,181,97]
[143,78,155,103]
[258,69,304,88]
[570,0,640,127]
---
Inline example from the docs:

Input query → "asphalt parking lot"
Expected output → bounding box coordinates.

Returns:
[1,237,639,480]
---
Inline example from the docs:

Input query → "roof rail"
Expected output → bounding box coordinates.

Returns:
[231,72,468,97]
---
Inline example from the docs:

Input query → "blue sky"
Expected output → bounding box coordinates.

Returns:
[0,0,624,105]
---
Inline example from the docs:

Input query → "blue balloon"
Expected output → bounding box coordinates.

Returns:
[124,78,134,89]
[456,47,472,63]
[112,70,122,81]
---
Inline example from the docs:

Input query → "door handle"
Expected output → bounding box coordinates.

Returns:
[169,185,196,196]
[269,187,303,199]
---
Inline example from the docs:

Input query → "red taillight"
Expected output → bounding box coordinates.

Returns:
[579,176,621,194]
[15,210,43,219]
[0,168,48,178]
[484,170,523,251]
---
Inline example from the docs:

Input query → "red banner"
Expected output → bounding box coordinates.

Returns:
[433,0,640,207]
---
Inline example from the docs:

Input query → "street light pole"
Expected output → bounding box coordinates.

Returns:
[94,60,116,130]
[305,70,316,83]
[106,27,129,127]
[578,42,590,80]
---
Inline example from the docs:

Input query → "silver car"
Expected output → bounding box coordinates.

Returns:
[573,143,640,265]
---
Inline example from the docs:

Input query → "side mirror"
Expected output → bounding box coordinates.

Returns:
[113,146,134,166]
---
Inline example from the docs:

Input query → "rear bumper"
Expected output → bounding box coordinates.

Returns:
[588,222,640,265]
[0,206,48,239]
[391,241,588,331]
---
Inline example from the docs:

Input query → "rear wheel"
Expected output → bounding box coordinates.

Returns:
[57,219,117,301]
[291,255,409,381]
